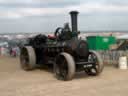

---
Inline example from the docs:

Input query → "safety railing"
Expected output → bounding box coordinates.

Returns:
[97,50,127,65]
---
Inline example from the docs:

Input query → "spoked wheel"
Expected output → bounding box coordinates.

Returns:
[54,52,75,81]
[85,51,104,76]
[20,46,36,71]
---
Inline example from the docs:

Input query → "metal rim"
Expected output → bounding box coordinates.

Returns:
[20,46,36,71]
[55,55,68,80]
[85,52,101,76]
[20,47,30,70]
[54,52,75,81]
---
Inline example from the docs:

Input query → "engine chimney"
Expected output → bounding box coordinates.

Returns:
[70,11,79,33]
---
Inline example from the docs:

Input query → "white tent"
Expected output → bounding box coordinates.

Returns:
[0,47,9,56]
[116,34,128,40]
[16,35,25,39]
[0,42,8,47]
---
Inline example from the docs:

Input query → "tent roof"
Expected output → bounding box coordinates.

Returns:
[117,34,128,39]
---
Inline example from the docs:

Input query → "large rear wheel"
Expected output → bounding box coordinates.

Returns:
[20,46,36,71]
[54,52,75,81]
[85,51,104,76]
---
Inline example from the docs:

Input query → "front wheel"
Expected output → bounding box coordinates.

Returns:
[54,52,75,81]
[85,51,104,76]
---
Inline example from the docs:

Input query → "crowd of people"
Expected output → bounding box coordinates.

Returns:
[0,46,20,57]
[9,47,20,57]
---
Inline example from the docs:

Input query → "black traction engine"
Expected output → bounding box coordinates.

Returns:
[20,11,104,81]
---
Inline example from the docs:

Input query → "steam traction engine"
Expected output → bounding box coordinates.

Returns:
[20,11,104,81]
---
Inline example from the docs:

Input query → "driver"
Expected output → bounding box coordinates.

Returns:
[61,23,72,40]
[54,23,72,41]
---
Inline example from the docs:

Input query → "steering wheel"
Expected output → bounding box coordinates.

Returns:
[54,27,64,40]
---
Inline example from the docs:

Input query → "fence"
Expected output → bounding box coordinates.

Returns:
[97,50,127,65]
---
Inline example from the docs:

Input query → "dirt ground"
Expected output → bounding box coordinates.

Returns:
[0,56,128,96]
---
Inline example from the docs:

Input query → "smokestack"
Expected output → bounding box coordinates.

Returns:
[70,11,79,33]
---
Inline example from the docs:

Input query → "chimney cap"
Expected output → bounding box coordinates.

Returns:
[69,11,79,14]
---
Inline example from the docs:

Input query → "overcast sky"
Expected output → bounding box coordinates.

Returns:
[0,0,128,33]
